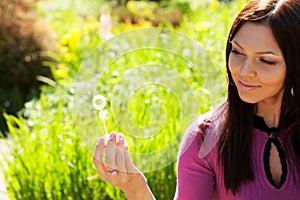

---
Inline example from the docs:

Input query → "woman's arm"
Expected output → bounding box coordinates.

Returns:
[93,132,155,200]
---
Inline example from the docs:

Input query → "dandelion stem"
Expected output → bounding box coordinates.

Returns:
[101,113,108,134]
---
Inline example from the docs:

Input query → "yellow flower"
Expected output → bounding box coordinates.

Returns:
[61,28,82,49]
[137,20,152,28]
[127,1,158,18]
[59,46,69,54]
[56,64,68,78]
[209,0,220,11]
[84,19,100,33]
[63,52,76,62]
[68,28,82,49]
[61,33,72,46]
[195,21,211,31]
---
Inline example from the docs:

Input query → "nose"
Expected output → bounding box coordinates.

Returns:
[240,59,256,77]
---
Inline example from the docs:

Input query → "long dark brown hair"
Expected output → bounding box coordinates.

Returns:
[219,0,300,194]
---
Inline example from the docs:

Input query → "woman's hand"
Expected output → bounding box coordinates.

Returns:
[93,132,155,200]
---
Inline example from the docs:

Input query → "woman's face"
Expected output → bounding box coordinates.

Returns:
[229,22,286,106]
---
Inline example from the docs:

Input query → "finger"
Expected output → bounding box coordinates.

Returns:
[93,137,104,162]
[93,137,108,178]
[116,134,126,173]
[105,132,117,170]
[124,140,139,174]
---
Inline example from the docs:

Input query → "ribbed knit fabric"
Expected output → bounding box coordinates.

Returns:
[174,115,300,200]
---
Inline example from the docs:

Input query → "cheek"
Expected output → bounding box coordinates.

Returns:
[258,67,286,87]
[266,72,286,89]
[228,55,239,77]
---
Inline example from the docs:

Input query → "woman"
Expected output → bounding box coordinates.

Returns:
[93,0,300,199]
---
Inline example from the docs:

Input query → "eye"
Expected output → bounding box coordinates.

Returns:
[230,48,244,56]
[260,58,276,65]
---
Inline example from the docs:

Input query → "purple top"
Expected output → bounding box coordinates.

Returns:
[174,112,300,200]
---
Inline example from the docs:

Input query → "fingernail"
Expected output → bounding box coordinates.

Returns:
[118,134,124,141]
[110,132,116,140]
[96,137,103,146]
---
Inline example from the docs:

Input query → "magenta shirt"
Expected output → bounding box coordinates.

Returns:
[174,114,300,200]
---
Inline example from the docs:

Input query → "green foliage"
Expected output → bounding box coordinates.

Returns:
[3,85,123,200]
[38,0,106,38]
[1,0,249,199]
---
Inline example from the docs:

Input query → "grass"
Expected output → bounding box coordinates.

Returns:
[1,0,249,199]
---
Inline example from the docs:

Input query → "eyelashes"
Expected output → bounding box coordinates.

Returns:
[230,48,277,66]
[230,49,243,55]
[259,58,276,65]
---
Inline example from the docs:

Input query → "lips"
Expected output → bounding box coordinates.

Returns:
[238,80,260,91]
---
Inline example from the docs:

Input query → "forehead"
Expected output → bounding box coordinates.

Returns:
[232,22,283,55]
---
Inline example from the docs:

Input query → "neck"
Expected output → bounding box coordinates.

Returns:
[256,102,282,128]
[255,88,285,128]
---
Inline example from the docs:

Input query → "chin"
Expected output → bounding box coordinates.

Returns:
[238,95,258,104]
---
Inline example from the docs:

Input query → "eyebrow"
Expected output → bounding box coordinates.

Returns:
[231,40,280,56]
